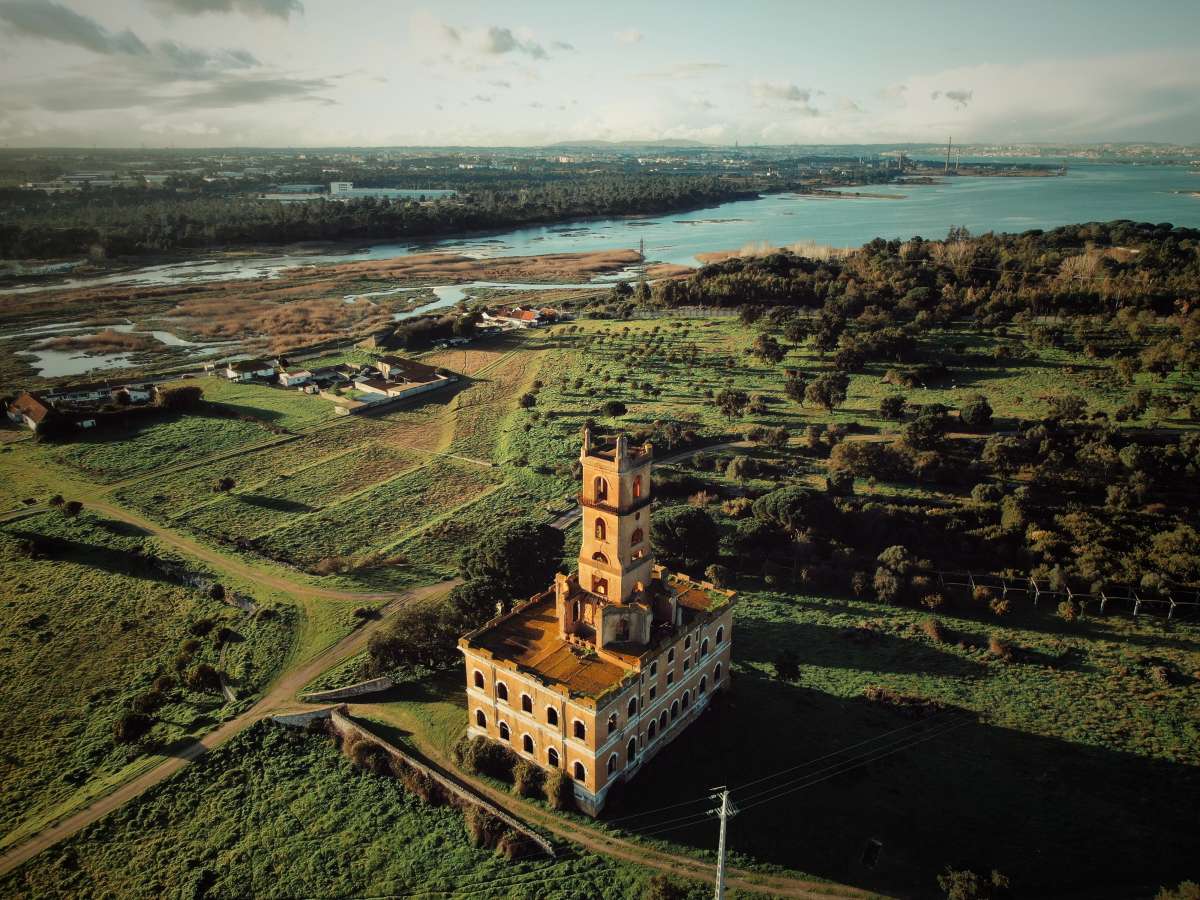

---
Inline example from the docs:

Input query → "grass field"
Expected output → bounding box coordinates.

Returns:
[190,377,337,431]
[0,510,294,844]
[0,723,738,900]
[254,458,504,572]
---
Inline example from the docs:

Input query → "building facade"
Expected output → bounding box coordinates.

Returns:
[459,429,735,815]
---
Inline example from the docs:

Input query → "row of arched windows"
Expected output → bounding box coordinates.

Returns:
[593,475,643,504]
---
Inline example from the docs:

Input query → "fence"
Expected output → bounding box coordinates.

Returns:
[934,571,1200,621]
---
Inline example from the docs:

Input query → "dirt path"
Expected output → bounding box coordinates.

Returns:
[350,704,880,900]
[0,579,457,877]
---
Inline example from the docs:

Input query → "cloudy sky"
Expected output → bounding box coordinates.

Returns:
[0,0,1198,147]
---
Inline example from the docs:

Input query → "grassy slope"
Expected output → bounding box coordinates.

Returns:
[0,723,730,900]
[0,511,294,843]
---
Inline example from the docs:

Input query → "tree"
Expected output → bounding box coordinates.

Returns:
[753,486,823,536]
[752,333,787,364]
[715,388,750,421]
[447,579,503,628]
[1047,395,1087,421]
[804,373,849,412]
[936,867,1010,900]
[185,663,221,693]
[459,518,565,600]
[879,395,906,420]
[960,396,993,430]
[601,399,627,417]
[904,412,949,451]
[214,476,236,492]
[113,711,152,744]
[62,500,83,517]
[157,385,204,411]
[784,373,808,404]
[652,506,719,571]
[369,599,463,671]
[518,392,537,409]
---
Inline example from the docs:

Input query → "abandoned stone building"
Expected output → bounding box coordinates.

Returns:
[459,428,735,814]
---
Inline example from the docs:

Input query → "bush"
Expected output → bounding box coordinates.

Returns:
[988,635,1013,661]
[880,395,907,420]
[544,768,573,810]
[704,564,732,587]
[922,593,946,611]
[131,689,166,714]
[1157,882,1200,900]
[452,735,517,781]
[725,456,756,480]
[851,571,869,596]
[971,483,1003,504]
[720,497,752,518]
[397,764,445,805]
[113,711,152,744]
[511,759,543,798]
[989,597,1011,617]
[960,396,994,430]
[601,399,627,417]
[1057,600,1080,623]
[185,663,222,693]
[921,618,945,642]
[63,500,83,517]
[936,866,1011,900]
[463,805,507,849]
[495,831,532,861]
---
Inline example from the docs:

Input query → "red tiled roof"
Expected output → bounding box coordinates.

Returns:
[9,391,50,423]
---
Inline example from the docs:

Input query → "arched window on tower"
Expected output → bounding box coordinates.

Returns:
[592,551,608,565]
[475,709,486,728]
[630,528,644,546]
[574,761,586,781]
[547,747,559,767]
[608,713,618,735]
[594,476,609,502]
[632,475,642,499]
[594,517,606,541]
[592,575,608,596]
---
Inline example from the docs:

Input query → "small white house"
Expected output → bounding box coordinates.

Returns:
[224,359,276,382]
[278,369,313,388]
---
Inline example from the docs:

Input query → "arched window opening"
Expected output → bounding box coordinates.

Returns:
[684,636,691,650]
[659,711,667,731]
[627,696,638,717]
[594,517,606,541]
[627,737,637,761]
[670,700,679,721]
[608,713,618,735]
[547,707,559,726]
[548,747,560,767]
[496,682,508,702]
[700,638,709,658]
[523,734,534,754]
[616,618,629,641]
[667,648,675,664]
[521,693,533,714]
[475,709,486,728]
[631,528,644,546]
[682,691,690,710]
[498,722,510,742]
[632,475,642,499]
[572,599,581,622]
[573,761,586,781]
[648,719,657,740]
[717,626,724,644]
[592,550,609,565]
[473,670,484,689]
[666,671,674,686]
[700,675,707,695]
[607,754,618,775]
[592,575,608,596]
[715,662,723,684]
[594,476,609,502]
[573,720,586,740]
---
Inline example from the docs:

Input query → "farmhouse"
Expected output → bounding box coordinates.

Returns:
[224,359,277,382]
[459,429,734,815]
[7,391,52,431]
[482,306,558,329]
[277,368,314,388]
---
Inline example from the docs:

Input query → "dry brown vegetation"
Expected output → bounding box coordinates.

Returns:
[695,240,854,264]
[40,328,159,353]
[300,248,641,282]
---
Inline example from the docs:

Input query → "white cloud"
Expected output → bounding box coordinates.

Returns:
[634,62,726,81]
[616,28,642,44]
[750,80,812,104]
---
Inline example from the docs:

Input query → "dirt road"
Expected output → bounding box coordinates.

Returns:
[0,578,456,877]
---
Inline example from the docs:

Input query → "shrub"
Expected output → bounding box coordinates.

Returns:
[463,805,507,849]
[113,711,152,744]
[152,674,176,693]
[63,500,83,517]
[208,583,226,601]
[544,768,573,810]
[1157,882,1200,900]
[880,395,906,420]
[720,497,753,518]
[851,571,870,596]
[1057,600,1079,623]
[960,396,994,430]
[704,564,732,587]
[189,618,216,636]
[397,765,445,805]
[922,593,946,611]
[131,689,166,714]
[496,831,532,861]
[971,483,1003,504]
[972,586,994,605]
[348,738,393,776]
[936,866,1010,900]
[988,635,1013,661]
[511,759,543,798]
[775,649,800,680]
[452,735,516,781]
[601,399,627,417]
[989,597,1011,617]
[185,663,221,693]
[726,456,756,480]
[921,618,945,643]
[48,494,64,506]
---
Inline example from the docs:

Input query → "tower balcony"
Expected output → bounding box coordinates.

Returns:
[578,493,652,516]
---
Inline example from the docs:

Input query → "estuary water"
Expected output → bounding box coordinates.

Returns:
[3,162,1199,296]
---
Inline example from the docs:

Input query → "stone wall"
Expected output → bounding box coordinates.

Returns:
[301,677,393,703]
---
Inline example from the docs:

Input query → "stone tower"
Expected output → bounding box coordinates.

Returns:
[577,426,654,604]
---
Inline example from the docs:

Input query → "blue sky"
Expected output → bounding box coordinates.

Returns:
[0,0,1197,146]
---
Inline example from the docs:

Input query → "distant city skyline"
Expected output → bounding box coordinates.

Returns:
[0,0,1197,148]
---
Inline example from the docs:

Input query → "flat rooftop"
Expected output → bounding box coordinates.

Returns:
[467,594,627,698]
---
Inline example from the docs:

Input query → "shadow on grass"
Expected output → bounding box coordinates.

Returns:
[235,494,315,514]
[602,671,1200,899]
[4,530,179,584]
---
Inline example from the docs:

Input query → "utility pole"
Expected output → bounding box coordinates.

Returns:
[711,787,739,900]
